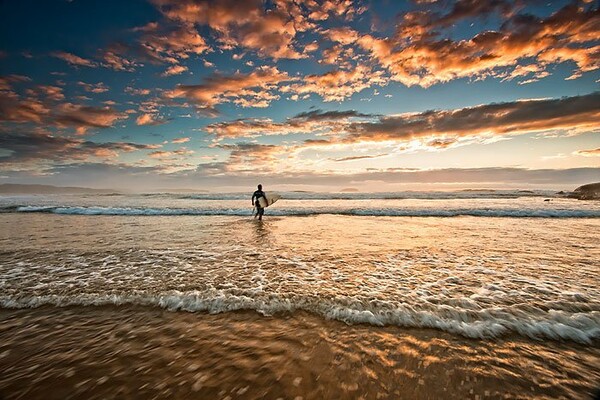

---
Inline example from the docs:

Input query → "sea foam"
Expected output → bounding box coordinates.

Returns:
[1,292,598,344]
[10,205,600,218]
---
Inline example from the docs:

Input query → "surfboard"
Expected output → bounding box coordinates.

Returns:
[257,192,281,208]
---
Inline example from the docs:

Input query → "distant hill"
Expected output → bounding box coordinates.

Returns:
[0,184,117,194]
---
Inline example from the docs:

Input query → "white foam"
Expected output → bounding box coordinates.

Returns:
[12,206,600,218]
[1,292,598,344]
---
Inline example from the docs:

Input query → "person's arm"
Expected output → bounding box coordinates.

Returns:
[251,193,256,206]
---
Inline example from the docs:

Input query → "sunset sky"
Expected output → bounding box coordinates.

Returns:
[0,0,598,191]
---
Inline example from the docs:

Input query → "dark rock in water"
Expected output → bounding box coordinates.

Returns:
[544,199,551,202]
[556,191,565,194]
[571,182,600,200]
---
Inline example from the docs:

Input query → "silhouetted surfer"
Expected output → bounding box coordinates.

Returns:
[252,184,266,220]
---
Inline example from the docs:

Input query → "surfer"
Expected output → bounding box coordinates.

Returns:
[251,184,266,220]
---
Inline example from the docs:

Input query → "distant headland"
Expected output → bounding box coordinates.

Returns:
[570,182,600,200]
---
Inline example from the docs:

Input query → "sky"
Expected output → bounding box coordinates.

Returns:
[0,0,598,192]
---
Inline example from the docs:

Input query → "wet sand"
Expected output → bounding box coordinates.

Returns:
[1,306,599,399]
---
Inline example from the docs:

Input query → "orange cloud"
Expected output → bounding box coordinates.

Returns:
[204,110,372,139]
[101,48,140,72]
[0,97,50,124]
[162,64,188,76]
[149,148,195,159]
[203,93,600,152]
[151,0,360,59]
[26,85,65,101]
[136,113,166,126]
[327,4,599,87]
[152,0,301,58]
[137,23,210,63]
[51,51,97,68]
[166,66,290,112]
[53,103,129,134]
[77,81,109,93]
[574,148,600,157]
[172,137,190,143]
[339,92,600,144]
[282,66,386,102]
[0,74,31,91]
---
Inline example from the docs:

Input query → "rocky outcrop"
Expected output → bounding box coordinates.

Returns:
[571,182,600,200]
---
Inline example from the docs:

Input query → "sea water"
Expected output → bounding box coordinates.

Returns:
[0,191,599,399]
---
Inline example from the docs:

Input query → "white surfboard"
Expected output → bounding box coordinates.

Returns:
[257,192,281,208]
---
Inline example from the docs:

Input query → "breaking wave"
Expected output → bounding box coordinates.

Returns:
[8,205,600,218]
[1,292,598,344]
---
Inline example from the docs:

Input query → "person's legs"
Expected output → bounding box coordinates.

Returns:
[258,207,264,220]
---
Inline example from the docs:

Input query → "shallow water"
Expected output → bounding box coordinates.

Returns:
[0,193,599,398]
[2,307,599,400]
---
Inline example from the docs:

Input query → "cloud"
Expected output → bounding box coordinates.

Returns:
[574,147,600,157]
[151,0,362,60]
[338,92,600,144]
[136,113,166,126]
[48,104,126,134]
[282,65,386,102]
[0,131,160,166]
[100,47,140,72]
[426,0,514,28]
[162,64,188,76]
[166,66,291,112]
[4,159,599,192]
[151,0,305,59]
[26,85,65,101]
[149,148,195,159]
[0,74,31,91]
[291,109,375,121]
[136,23,210,63]
[172,137,190,143]
[1,81,128,134]
[0,97,50,124]
[51,51,97,68]
[77,81,109,93]
[330,153,389,162]
[327,3,599,87]
[216,142,283,172]
[125,86,151,96]
[203,93,600,150]
[204,109,374,139]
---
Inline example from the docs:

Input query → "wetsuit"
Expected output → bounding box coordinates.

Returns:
[252,190,266,218]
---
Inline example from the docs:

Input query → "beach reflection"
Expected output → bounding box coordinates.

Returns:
[1,308,597,399]
[1,212,599,399]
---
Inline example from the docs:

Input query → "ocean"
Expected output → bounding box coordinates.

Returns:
[1,191,599,399]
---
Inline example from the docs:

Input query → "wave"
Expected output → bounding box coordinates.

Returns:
[2,292,598,343]
[177,190,559,201]
[9,205,600,218]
